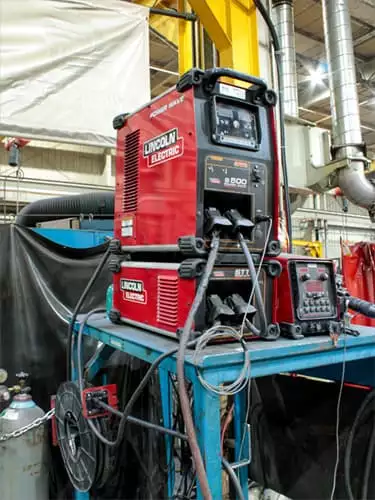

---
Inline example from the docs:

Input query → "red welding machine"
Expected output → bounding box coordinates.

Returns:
[109,68,340,340]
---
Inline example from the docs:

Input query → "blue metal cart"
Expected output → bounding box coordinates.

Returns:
[72,313,375,500]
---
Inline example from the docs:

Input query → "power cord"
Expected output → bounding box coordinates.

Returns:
[330,332,347,500]
[67,244,111,378]
[252,0,293,251]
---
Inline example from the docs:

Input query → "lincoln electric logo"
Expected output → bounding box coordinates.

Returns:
[143,128,184,167]
[120,279,147,304]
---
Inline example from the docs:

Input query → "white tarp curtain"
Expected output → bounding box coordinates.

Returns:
[0,0,150,147]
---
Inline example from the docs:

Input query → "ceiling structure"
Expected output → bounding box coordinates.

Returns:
[132,0,375,157]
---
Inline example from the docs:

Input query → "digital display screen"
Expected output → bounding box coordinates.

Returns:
[212,100,259,150]
[305,281,324,293]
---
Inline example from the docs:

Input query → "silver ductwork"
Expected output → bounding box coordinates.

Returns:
[272,0,299,118]
[322,0,375,219]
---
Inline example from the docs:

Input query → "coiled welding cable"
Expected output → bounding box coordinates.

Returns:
[177,233,221,500]
[344,388,375,500]
[67,243,111,378]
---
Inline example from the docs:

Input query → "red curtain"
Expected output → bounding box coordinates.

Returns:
[341,241,375,326]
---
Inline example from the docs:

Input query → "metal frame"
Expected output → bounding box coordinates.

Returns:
[72,314,375,500]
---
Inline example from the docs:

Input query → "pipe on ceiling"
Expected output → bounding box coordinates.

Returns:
[322,0,375,220]
[272,0,299,118]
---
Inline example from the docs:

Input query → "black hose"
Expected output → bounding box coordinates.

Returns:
[177,233,220,500]
[362,421,375,500]
[252,0,293,251]
[344,389,375,500]
[348,297,375,319]
[76,308,198,448]
[94,399,188,442]
[67,245,111,378]
[239,233,268,335]
[16,191,114,227]
[246,319,261,337]
[222,458,245,500]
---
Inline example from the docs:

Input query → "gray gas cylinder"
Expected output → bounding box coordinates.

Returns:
[0,388,49,500]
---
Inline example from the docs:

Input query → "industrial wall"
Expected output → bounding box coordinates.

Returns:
[292,194,375,259]
[0,144,115,221]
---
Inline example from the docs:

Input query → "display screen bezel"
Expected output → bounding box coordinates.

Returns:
[210,95,261,151]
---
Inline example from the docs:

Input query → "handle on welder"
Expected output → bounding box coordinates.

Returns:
[348,297,375,318]
[203,68,267,91]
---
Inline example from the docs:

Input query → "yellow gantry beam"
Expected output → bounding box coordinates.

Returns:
[186,0,260,76]
[178,0,193,74]
[134,0,260,78]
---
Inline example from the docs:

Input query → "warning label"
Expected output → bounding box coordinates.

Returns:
[143,128,184,167]
[120,279,147,304]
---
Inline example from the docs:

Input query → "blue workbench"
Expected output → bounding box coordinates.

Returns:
[73,315,375,500]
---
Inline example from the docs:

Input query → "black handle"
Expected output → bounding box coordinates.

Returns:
[203,67,267,91]
[348,297,375,318]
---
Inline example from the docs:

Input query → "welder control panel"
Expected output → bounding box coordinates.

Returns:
[211,97,260,150]
[290,261,337,321]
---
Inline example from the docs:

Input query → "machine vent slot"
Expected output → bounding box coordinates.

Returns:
[123,130,140,213]
[157,276,179,327]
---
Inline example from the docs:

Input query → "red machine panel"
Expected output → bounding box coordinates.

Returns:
[114,88,198,248]
[112,260,275,339]
[113,262,196,337]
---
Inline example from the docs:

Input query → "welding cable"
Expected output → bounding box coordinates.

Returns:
[222,458,246,500]
[245,319,261,337]
[76,308,198,448]
[177,233,221,500]
[192,325,250,396]
[344,388,375,500]
[67,243,111,378]
[239,218,273,339]
[252,0,293,251]
[238,233,268,335]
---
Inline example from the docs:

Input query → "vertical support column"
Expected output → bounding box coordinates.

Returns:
[234,390,250,500]
[159,368,175,498]
[178,0,194,74]
[192,378,222,500]
[188,0,260,77]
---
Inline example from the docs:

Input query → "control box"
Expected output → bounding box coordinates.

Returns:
[274,254,340,337]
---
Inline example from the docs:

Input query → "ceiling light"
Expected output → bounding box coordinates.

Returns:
[309,68,324,86]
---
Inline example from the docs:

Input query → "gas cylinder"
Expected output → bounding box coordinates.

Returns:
[0,371,49,500]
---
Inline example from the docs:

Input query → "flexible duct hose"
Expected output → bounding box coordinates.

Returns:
[16,191,114,227]
[348,297,375,319]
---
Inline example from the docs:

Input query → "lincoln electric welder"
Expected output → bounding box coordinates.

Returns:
[109,68,340,340]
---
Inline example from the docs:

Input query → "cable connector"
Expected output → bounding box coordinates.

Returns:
[254,214,271,224]
[225,294,257,320]
[204,207,232,235]
[207,294,235,324]
[224,209,254,237]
